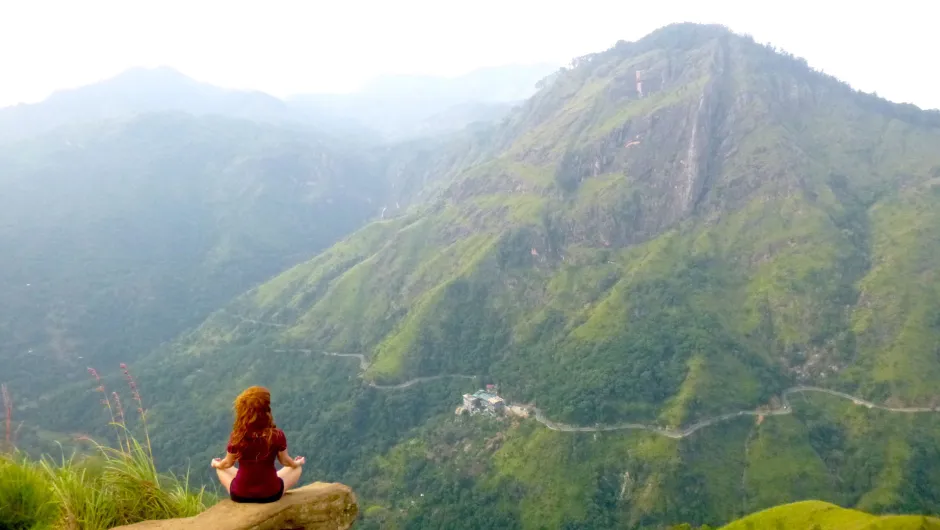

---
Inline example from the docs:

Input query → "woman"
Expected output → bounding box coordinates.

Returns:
[211,386,305,503]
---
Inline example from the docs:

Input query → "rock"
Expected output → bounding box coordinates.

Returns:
[111,482,358,530]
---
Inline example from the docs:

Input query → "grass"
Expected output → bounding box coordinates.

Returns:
[0,439,209,530]
[718,500,940,529]
[0,454,58,530]
[0,367,210,530]
[41,438,208,530]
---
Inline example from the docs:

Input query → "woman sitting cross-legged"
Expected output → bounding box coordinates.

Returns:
[211,386,305,503]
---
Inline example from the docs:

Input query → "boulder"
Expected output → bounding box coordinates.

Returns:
[111,482,358,530]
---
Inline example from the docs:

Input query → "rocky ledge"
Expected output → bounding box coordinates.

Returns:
[111,482,358,530]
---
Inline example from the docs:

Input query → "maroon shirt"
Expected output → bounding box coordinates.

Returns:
[227,428,287,499]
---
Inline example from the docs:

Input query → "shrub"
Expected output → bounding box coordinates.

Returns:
[41,437,210,530]
[2,364,212,530]
[0,454,58,530]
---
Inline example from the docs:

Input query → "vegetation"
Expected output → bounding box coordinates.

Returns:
[0,443,208,530]
[0,454,58,530]
[0,113,390,409]
[713,500,940,530]
[8,23,940,529]
[1,369,208,530]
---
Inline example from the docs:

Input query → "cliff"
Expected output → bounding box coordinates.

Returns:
[111,482,358,530]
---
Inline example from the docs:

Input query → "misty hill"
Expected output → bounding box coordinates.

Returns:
[287,63,558,140]
[23,23,940,529]
[0,113,387,399]
[0,67,306,142]
[0,64,556,143]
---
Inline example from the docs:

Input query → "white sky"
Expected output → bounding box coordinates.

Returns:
[1,0,937,109]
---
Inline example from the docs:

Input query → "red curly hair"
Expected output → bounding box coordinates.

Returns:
[229,386,277,456]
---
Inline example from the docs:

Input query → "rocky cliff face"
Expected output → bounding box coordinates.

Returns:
[111,483,358,530]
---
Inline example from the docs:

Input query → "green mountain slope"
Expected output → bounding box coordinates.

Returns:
[713,500,940,530]
[0,113,386,400]
[31,24,940,529]
[177,23,940,422]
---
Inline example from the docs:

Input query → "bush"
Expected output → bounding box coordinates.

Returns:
[40,437,210,530]
[1,365,212,530]
[0,454,58,530]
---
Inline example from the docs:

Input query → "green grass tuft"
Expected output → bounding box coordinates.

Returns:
[0,435,212,530]
[0,454,58,530]
[1,368,211,530]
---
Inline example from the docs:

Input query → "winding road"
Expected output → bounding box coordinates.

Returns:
[529,386,938,439]
[274,346,940,439]
[243,315,940,440]
[223,309,288,328]
[369,374,477,390]
[273,348,371,371]
[272,348,476,388]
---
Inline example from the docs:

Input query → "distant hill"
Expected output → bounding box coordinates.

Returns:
[0,113,386,399]
[0,67,307,142]
[0,64,557,143]
[0,62,543,405]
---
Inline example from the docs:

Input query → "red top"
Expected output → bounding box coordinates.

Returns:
[227,428,287,499]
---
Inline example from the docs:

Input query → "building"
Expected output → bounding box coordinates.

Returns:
[462,393,477,411]
[480,391,506,414]
[461,389,506,416]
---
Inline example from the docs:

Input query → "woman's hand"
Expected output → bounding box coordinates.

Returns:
[211,458,223,469]
[292,456,306,468]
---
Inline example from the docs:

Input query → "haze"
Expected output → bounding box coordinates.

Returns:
[1,0,937,109]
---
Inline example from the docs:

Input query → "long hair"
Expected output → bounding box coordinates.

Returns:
[229,386,277,456]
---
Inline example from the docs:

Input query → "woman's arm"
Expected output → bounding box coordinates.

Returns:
[277,450,305,469]
[211,452,238,470]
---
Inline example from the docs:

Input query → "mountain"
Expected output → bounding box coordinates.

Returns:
[0,67,310,142]
[287,64,557,140]
[25,23,940,529]
[0,113,387,401]
[0,64,556,144]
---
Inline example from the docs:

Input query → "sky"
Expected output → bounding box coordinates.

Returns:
[1,0,937,109]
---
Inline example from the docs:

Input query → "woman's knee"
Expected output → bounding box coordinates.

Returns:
[215,468,236,491]
[281,466,302,490]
